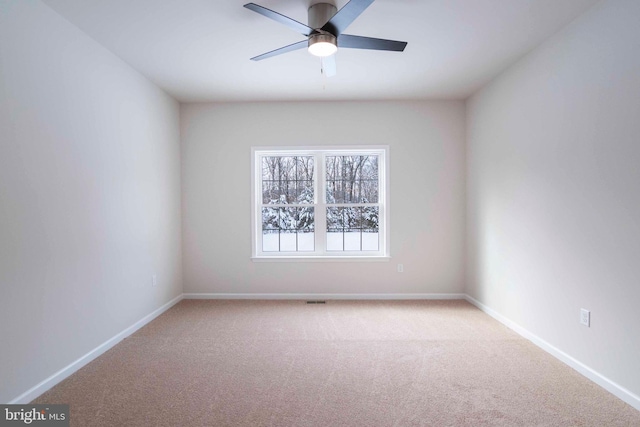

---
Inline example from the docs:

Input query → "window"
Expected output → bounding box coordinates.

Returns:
[252,147,389,259]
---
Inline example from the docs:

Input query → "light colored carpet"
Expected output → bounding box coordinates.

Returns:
[33,300,640,426]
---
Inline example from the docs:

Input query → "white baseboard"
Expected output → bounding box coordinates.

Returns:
[9,294,184,404]
[183,293,466,300]
[464,295,640,412]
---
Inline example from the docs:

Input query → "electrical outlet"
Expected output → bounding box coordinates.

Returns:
[397,264,404,273]
[580,308,590,327]
[152,274,157,287]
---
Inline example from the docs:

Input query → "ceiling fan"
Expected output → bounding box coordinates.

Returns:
[244,0,407,77]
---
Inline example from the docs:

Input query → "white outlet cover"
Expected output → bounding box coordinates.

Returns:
[580,308,590,327]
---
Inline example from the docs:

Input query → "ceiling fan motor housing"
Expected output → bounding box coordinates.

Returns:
[308,3,337,30]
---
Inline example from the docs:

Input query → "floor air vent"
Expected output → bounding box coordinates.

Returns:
[306,300,326,304]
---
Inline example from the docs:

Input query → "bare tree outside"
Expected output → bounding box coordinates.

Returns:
[325,155,378,204]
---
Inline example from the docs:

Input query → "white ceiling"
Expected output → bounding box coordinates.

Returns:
[42,0,598,102]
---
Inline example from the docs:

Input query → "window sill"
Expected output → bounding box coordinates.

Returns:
[251,256,391,263]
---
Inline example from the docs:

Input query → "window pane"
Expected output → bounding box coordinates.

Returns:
[262,156,314,204]
[362,206,379,251]
[325,155,378,204]
[262,207,279,252]
[262,207,314,252]
[344,207,361,251]
[326,207,343,251]
[297,230,314,251]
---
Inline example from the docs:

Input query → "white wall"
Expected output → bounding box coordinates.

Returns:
[0,1,182,402]
[181,101,465,295]
[467,0,640,403]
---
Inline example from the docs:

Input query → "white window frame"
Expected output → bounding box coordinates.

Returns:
[251,146,390,261]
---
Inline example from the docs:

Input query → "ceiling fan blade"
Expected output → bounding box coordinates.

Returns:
[321,55,337,77]
[250,40,308,61]
[244,3,314,36]
[338,34,407,52]
[321,0,374,36]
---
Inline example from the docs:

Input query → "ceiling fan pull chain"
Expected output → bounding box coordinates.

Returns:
[321,58,327,90]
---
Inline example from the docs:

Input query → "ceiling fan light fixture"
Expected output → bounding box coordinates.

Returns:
[308,33,337,57]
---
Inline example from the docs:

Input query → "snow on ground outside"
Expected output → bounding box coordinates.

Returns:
[263,232,379,252]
